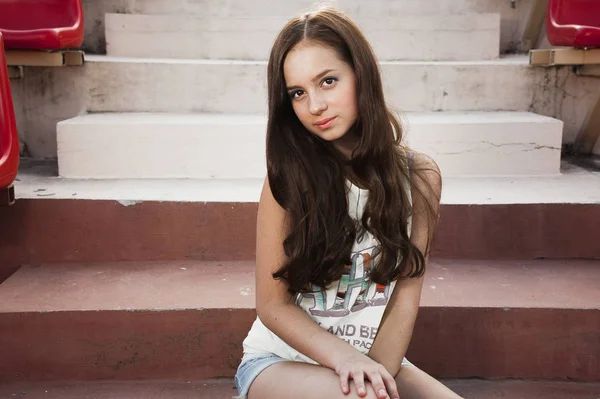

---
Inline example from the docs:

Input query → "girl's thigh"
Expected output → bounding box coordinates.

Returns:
[394,365,463,399]
[248,361,382,399]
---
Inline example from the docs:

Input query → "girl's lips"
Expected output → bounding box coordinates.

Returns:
[315,117,336,129]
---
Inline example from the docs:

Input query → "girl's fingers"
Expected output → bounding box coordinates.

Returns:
[339,369,351,395]
[381,371,400,399]
[351,370,367,397]
[366,372,389,399]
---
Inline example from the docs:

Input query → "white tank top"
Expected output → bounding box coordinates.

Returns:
[242,177,412,364]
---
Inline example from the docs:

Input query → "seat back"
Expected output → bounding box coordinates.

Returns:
[550,0,600,28]
[0,0,81,30]
[547,0,600,47]
[0,0,84,49]
[0,32,20,189]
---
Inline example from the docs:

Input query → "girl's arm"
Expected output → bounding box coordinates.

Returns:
[367,153,442,377]
[256,177,399,399]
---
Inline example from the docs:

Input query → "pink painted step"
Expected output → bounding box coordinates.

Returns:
[1,379,600,398]
[0,259,599,382]
[4,159,599,271]
[1,199,599,267]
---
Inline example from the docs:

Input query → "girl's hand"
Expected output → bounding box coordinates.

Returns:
[335,352,400,399]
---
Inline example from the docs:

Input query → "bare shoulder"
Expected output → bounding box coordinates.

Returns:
[259,175,279,209]
[410,151,440,172]
[409,151,442,203]
[259,175,289,214]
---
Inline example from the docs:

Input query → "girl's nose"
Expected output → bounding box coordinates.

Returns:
[309,94,327,115]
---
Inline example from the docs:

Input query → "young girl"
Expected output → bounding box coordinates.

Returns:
[235,7,462,399]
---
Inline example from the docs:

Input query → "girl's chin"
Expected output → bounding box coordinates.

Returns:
[312,127,347,142]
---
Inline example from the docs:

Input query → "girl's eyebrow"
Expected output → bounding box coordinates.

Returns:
[286,68,337,91]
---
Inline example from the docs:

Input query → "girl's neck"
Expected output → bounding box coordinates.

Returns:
[332,129,360,160]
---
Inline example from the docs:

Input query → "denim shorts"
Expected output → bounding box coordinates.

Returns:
[233,353,289,399]
[233,353,413,399]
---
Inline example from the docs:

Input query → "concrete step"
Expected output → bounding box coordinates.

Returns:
[2,158,599,265]
[84,0,531,55]
[2,379,600,399]
[105,13,500,61]
[83,0,535,53]
[56,112,563,179]
[0,259,598,382]
[80,55,545,114]
[101,0,520,18]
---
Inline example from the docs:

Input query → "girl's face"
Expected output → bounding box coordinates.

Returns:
[283,41,359,156]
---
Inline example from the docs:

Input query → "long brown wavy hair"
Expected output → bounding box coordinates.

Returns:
[266,7,440,294]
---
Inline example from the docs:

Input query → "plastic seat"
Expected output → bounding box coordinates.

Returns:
[0,32,20,189]
[0,0,84,50]
[546,0,600,48]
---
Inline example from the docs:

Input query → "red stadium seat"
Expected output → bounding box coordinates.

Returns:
[546,0,600,48]
[0,0,84,50]
[0,32,20,191]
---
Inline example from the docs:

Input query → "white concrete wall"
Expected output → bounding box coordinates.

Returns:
[8,77,26,155]
[530,70,600,146]
[9,67,88,159]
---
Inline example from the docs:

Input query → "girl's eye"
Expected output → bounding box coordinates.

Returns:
[322,77,337,87]
[290,90,304,99]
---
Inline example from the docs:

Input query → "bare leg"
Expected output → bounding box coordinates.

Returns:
[394,365,463,399]
[248,361,383,399]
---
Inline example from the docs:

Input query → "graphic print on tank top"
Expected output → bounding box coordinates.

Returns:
[295,235,391,318]
[296,180,393,320]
